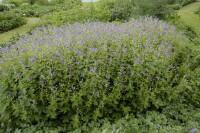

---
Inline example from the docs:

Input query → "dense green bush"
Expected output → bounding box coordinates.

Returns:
[0,4,9,12]
[111,0,134,21]
[166,14,198,40]
[99,0,174,21]
[176,0,197,6]
[3,0,27,7]
[9,4,58,17]
[41,4,111,25]
[133,0,174,19]
[2,105,200,132]
[35,0,81,5]
[0,17,199,131]
[195,6,200,18]
[170,3,182,10]
[0,12,26,32]
[168,0,197,7]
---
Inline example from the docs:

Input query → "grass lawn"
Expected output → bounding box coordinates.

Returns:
[0,17,40,44]
[178,2,200,37]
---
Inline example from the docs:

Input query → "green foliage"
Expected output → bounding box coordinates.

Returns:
[6,3,63,18]
[1,106,200,133]
[110,0,133,21]
[167,14,198,40]
[176,0,197,6]
[0,12,26,32]
[41,4,111,25]
[3,0,27,7]
[28,0,36,5]
[0,33,21,49]
[4,0,82,18]
[133,0,173,19]
[195,6,200,17]
[0,17,199,132]
[192,37,200,46]
[99,0,174,20]
[170,3,182,10]
[0,4,9,12]
[35,0,81,5]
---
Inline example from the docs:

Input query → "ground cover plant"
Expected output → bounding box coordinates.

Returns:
[0,17,200,132]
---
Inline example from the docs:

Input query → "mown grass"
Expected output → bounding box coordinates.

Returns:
[0,17,40,44]
[178,2,200,37]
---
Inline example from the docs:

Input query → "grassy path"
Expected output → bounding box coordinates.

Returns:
[0,17,40,44]
[178,2,200,37]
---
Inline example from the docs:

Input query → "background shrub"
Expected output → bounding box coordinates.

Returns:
[177,0,197,6]
[133,0,173,19]
[41,4,111,25]
[0,12,26,32]
[0,17,199,131]
[3,0,27,7]
[195,6,200,18]
[107,0,133,21]
[99,0,174,21]
[0,4,9,12]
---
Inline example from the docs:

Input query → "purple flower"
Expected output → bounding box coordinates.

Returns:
[15,72,20,76]
[23,48,26,52]
[109,57,112,63]
[30,56,38,62]
[52,71,55,76]
[30,76,33,81]
[191,128,196,133]
[91,47,98,52]
[137,59,142,65]
[90,66,93,71]
[8,92,12,97]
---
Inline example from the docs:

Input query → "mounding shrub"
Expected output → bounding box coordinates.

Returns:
[0,12,26,32]
[0,17,199,131]
[41,4,111,26]
[195,6,200,18]
[0,4,9,12]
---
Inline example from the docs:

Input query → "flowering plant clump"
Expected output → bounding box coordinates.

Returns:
[0,17,198,130]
